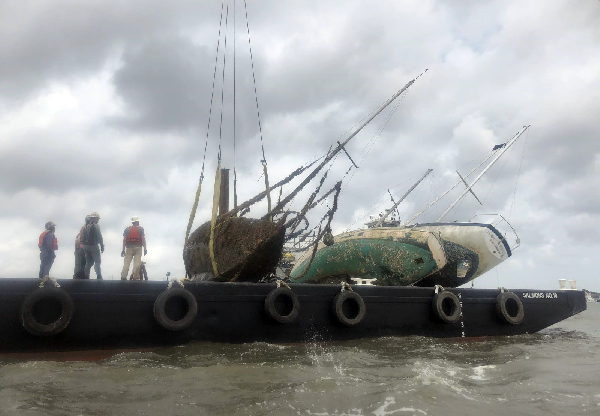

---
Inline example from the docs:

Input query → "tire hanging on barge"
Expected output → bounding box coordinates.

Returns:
[332,291,366,326]
[153,287,198,331]
[264,287,300,324]
[432,291,461,324]
[496,291,524,325]
[21,287,74,336]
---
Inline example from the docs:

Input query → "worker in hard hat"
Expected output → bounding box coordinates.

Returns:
[81,212,104,279]
[38,221,58,279]
[121,215,147,281]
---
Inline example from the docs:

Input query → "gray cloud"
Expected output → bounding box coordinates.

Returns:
[1,0,599,292]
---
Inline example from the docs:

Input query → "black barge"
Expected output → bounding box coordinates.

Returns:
[0,277,587,354]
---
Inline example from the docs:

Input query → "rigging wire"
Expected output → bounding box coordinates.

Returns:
[434,128,529,222]
[440,145,514,222]
[481,137,520,204]
[341,92,409,188]
[508,127,530,221]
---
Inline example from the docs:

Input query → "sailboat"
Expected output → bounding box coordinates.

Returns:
[290,126,528,287]
[181,0,425,283]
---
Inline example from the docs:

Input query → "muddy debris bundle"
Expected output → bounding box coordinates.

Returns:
[183,217,286,282]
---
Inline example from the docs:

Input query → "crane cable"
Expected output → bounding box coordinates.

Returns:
[243,0,272,218]
[184,0,227,246]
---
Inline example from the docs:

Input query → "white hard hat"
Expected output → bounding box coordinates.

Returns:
[131,215,140,223]
[89,212,100,218]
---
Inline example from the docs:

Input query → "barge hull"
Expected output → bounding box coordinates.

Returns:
[0,279,586,353]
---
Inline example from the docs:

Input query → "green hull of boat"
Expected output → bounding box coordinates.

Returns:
[290,239,438,285]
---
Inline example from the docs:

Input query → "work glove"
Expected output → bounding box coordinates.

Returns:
[144,249,148,256]
[121,250,125,257]
[100,245,105,253]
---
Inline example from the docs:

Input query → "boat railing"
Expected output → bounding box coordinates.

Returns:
[468,213,521,251]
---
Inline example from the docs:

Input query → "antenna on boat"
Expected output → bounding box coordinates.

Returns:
[376,168,432,227]
[436,125,530,222]
[406,125,530,224]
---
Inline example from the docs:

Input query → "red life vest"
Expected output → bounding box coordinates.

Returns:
[39,231,58,250]
[126,226,143,245]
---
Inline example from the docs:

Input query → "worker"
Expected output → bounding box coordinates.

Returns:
[121,215,147,281]
[38,221,58,279]
[73,216,89,279]
[82,212,104,280]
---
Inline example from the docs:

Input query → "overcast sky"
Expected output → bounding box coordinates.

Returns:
[1,0,599,291]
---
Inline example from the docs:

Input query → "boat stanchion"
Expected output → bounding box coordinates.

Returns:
[153,279,198,331]
[332,282,366,326]
[264,281,300,324]
[21,276,75,336]
[432,285,461,324]
[496,288,524,325]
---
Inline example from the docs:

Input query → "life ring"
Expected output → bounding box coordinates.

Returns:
[332,291,366,326]
[432,291,461,324]
[21,287,74,336]
[496,291,524,325]
[264,287,300,324]
[153,287,198,331]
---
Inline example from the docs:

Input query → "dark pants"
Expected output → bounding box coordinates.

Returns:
[39,253,55,279]
[74,248,87,279]
[83,245,102,279]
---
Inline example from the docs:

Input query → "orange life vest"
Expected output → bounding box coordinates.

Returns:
[126,225,143,245]
[39,231,58,250]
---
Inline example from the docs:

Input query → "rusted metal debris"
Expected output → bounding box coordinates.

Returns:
[183,216,285,282]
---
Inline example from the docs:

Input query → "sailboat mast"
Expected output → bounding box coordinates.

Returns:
[435,125,530,222]
[337,75,421,151]
[405,154,496,224]
[406,125,530,224]
[268,72,426,217]
[376,168,432,226]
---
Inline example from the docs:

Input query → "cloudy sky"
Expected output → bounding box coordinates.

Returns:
[1,0,598,291]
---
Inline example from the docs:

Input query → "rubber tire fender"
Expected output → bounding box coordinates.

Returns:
[332,291,366,326]
[496,291,524,325]
[264,287,300,324]
[432,291,461,324]
[21,287,75,336]
[153,287,198,331]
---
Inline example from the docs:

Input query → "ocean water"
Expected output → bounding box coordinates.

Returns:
[1,304,599,416]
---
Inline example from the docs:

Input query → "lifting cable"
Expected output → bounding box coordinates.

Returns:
[233,0,238,210]
[209,2,231,278]
[184,0,227,246]
[243,0,272,218]
[217,3,230,163]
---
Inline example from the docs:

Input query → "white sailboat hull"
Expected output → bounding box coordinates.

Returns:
[290,222,511,287]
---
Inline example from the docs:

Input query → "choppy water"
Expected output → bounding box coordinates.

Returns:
[1,304,599,416]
